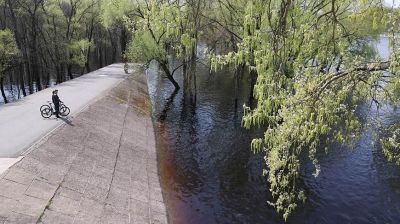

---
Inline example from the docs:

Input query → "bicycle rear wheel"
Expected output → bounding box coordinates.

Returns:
[40,105,52,118]
[60,105,70,116]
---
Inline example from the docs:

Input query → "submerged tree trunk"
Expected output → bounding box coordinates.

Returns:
[160,61,180,90]
[248,69,257,108]
[234,78,239,114]
[158,88,179,121]
[188,60,197,104]
[234,68,241,114]
[183,60,188,91]
[0,77,8,104]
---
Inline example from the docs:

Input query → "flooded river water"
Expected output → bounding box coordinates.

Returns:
[147,38,400,223]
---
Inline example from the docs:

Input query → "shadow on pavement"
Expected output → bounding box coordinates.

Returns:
[59,116,74,126]
[51,116,74,126]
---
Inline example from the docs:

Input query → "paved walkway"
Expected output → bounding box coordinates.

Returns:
[0,69,168,224]
[0,64,127,158]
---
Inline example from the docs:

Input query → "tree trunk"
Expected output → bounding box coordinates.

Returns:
[85,62,90,74]
[31,14,41,91]
[7,0,27,97]
[9,72,14,96]
[98,45,103,68]
[85,19,95,73]
[234,69,240,113]
[45,72,50,87]
[55,65,61,84]
[67,63,73,80]
[108,29,117,63]
[248,69,257,108]
[182,62,189,105]
[160,61,180,90]
[0,77,8,104]
[120,27,127,54]
[183,57,188,90]
[19,64,26,97]
[191,61,197,104]
[111,45,117,63]
[27,62,33,94]
[60,64,66,82]
[103,45,107,65]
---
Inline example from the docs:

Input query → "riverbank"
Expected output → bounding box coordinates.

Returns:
[0,67,168,223]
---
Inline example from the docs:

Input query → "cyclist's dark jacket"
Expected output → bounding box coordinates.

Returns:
[52,95,60,105]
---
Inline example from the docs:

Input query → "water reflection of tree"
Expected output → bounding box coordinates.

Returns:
[158,88,179,122]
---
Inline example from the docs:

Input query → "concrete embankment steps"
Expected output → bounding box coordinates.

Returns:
[0,65,168,224]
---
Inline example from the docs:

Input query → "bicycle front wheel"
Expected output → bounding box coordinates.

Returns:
[40,104,50,113]
[60,106,70,116]
[40,105,52,118]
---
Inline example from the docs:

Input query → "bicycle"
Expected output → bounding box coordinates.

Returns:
[40,101,70,118]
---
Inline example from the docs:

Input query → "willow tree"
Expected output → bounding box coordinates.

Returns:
[212,0,399,220]
[381,4,400,168]
[0,29,19,103]
[124,0,199,90]
[382,124,400,166]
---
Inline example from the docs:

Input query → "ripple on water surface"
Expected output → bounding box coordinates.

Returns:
[147,38,400,224]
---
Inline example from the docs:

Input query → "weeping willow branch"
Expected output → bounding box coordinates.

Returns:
[314,61,389,99]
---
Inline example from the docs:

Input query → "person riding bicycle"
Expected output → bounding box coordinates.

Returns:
[52,89,61,118]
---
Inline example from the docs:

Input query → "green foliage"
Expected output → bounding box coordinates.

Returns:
[381,124,400,166]
[100,0,134,27]
[212,0,400,220]
[44,0,100,66]
[124,1,199,65]
[125,32,167,65]
[346,6,391,36]
[69,39,94,67]
[387,8,400,104]
[0,29,19,77]
[121,0,206,90]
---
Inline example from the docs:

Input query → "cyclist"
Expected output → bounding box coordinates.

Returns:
[52,89,61,118]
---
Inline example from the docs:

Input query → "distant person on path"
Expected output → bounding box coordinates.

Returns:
[52,89,61,118]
